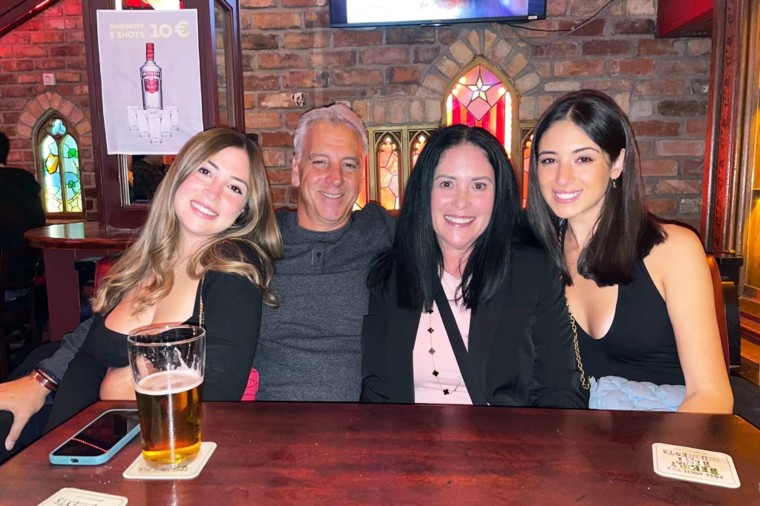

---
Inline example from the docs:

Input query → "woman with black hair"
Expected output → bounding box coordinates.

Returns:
[361,125,585,407]
[527,90,732,413]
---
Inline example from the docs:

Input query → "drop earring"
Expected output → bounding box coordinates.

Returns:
[611,177,618,189]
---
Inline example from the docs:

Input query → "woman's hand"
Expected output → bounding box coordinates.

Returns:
[0,375,50,450]
[99,366,136,401]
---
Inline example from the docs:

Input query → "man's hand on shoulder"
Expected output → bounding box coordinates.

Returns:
[0,374,50,450]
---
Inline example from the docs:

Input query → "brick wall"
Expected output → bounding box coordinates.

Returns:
[243,0,712,228]
[0,0,712,228]
[0,0,97,215]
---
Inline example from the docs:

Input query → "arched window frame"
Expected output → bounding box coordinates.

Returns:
[33,111,85,219]
[442,57,536,197]
[365,124,438,212]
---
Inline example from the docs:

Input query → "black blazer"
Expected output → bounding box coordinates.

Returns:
[361,246,587,408]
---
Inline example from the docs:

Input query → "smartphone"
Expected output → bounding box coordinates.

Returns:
[49,409,141,465]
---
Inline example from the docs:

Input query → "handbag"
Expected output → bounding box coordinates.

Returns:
[589,376,686,411]
[559,220,684,410]
[566,299,686,411]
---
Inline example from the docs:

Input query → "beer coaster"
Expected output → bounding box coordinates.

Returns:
[122,442,216,480]
[652,443,741,488]
[38,487,128,505]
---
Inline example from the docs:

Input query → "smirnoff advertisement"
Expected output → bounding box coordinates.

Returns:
[97,9,203,154]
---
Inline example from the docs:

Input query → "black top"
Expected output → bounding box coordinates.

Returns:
[0,167,45,248]
[46,268,263,430]
[577,260,685,385]
[254,203,395,402]
[361,246,587,408]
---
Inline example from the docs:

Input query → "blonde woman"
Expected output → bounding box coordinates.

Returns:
[47,128,282,428]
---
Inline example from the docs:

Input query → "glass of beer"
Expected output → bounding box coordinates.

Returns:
[127,323,205,469]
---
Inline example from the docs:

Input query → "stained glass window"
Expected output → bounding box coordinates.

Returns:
[409,129,430,168]
[37,116,83,215]
[376,131,401,210]
[365,126,437,211]
[353,173,368,211]
[445,61,515,159]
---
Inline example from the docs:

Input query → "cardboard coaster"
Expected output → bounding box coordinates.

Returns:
[123,442,216,480]
[652,443,741,489]
[38,487,128,506]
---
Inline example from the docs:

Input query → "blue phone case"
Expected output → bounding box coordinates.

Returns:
[49,409,141,465]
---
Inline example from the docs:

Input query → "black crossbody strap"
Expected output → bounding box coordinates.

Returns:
[433,285,488,406]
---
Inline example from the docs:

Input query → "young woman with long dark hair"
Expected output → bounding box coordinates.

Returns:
[527,90,732,413]
[361,125,585,407]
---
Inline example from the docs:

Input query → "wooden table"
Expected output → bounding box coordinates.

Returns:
[0,402,758,505]
[25,222,137,341]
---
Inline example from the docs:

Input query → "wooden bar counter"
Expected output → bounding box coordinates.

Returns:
[0,401,758,504]
[25,222,137,341]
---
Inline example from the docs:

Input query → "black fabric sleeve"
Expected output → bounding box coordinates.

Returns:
[37,317,93,383]
[44,316,110,431]
[360,288,390,403]
[200,270,262,401]
[530,265,588,409]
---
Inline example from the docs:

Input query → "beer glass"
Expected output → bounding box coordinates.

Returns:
[127,323,206,468]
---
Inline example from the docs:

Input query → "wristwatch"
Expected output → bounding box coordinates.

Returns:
[31,369,58,392]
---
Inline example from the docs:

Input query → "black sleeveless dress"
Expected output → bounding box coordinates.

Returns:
[577,260,685,385]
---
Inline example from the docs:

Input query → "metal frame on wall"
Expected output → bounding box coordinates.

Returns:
[83,0,243,230]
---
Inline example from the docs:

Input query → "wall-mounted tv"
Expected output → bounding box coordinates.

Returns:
[330,0,547,28]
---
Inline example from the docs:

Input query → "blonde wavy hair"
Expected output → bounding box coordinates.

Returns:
[92,127,283,316]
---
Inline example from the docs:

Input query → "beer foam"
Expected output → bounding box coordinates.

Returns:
[136,370,202,396]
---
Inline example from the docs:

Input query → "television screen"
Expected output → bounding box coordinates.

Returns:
[330,0,547,28]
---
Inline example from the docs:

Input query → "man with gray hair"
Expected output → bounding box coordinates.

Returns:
[254,104,394,401]
[0,105,394,457]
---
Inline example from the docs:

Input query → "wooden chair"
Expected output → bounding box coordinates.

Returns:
[0,247,43,380]
[706,254,734,374]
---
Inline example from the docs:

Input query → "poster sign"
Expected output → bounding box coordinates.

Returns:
[97,9,203,154]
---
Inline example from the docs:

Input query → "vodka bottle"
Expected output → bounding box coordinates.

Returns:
[140,42,162,110]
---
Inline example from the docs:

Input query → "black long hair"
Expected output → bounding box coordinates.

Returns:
[369,124,520,311]
[526,89,665,286]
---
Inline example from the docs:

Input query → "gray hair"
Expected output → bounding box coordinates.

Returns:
[293,104,368,161]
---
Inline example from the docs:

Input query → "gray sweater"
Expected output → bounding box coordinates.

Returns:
[253,203,394,401]
[37,203,395,402]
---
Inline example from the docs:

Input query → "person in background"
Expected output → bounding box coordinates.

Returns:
[0,104,395,423]
[0,131,46,296]
[44,127,282,429]
[0,133,47,459]
[526,90,733,413]
[253,103,395,401]
[0,132,46,250]
[131,154,168,202]
[361,125,585,407]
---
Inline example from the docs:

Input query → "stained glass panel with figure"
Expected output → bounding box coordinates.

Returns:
[37,116,83,215]
[376,131,401,210]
